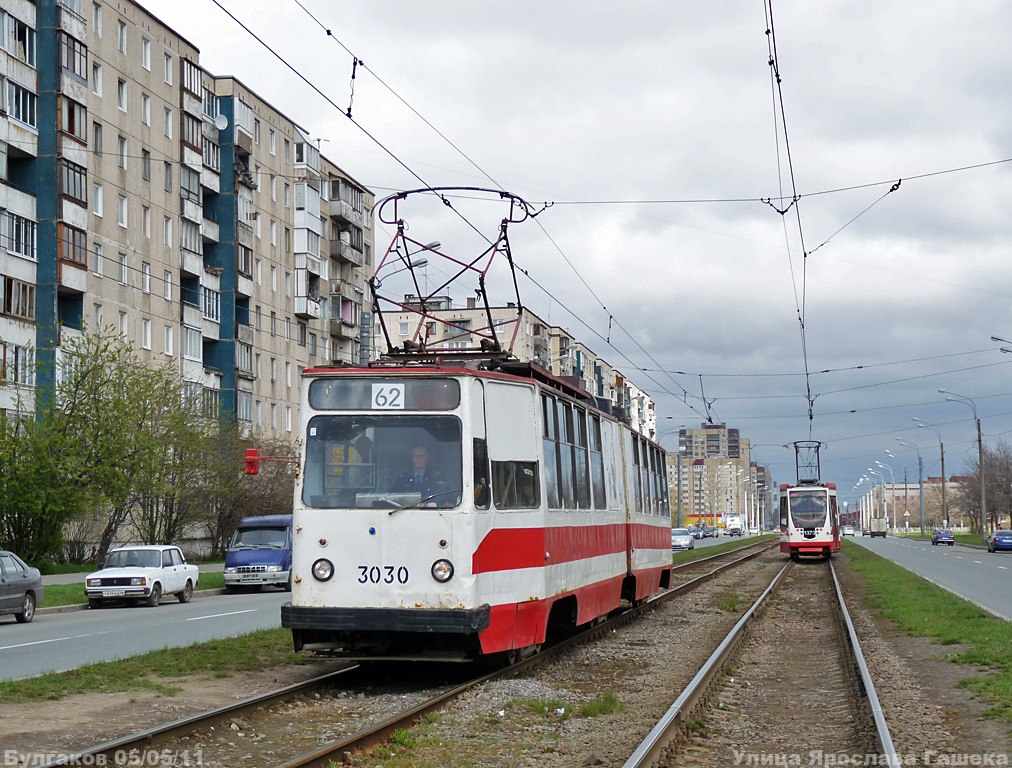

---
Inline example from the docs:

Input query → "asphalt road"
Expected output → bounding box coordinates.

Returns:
[845,534,1012,620]
[0,588,289,681]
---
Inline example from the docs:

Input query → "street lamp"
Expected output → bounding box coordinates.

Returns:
[896,438,926,538]
[914,418,946,525]
[938,389,989,535]
[874,460,895,529]
[866,468,885,524]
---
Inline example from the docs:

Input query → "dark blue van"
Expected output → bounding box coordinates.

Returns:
[223,514,293,592]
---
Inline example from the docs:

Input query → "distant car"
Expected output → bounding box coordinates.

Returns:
[862,527,872,536]
[725,525,743,537]
[931,529,955,546]
[842,525,855,537]
[985,530,1012,553]
[671,528,695,551]
[703,526,717,538]
[86,544,199,608]
[689,527,704,540]
[0,551,44,624]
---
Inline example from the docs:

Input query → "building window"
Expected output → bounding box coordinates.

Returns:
[269,129,276,155]
[238,245,253,277]
[117,251,127,284]
[92,62,102,95]
[1,344,34,387]
[92,182,102,216]
[117,78,126,111]
[141,262,151,293]
[118,136,127,168]
[163,52,173,84]
[6,82,37,128]
[180,112,202,150]
[61,97,87,143]
[237,391,253,423]
[182,326,201,361]
[141,37,150,70]
[141,319,151,349]
[164,161,172,192]
[163,217,172,247]
[163,107,172,138]
[180,220,200,253]
[141,92,150,125]
[297,322,307,347]
[6,14,36,66]
[202,287,220,322]
[180,166,200,204]
[182,58,200,96]
[92,243,103,276]
[59,33,88,80]
[116,20,126,53]
[202,137,220,171]
[2,277,36,320]
[163,270,172,300]
[117,194,128,228]
[5,212,37,261]
[142,150,151,180]
[92,3,102,36]
[142,206,150,238]
[164,325,174,356]
[60,159,88,204]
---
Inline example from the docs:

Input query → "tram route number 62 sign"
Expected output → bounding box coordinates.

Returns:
[372,383,405,410]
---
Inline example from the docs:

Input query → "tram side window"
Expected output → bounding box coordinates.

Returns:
[558,402,576,508]
[640,438,654,514]
[779,497,789,528]
[541,395,560,509]
[589,414,606,510]
[492,460,540,509]
[652,446,667,516]
[631,438,643,511]
[573,408,590,509]
[473,437,490,509]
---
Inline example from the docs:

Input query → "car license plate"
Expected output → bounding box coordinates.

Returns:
[102,589,126,597]
[241,574,259,581]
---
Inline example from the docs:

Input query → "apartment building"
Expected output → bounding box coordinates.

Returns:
[0,0,373,437]
[666,422,772,529]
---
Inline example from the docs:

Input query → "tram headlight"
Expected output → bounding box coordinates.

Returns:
[311,558,335,582]
[431,559,454,583]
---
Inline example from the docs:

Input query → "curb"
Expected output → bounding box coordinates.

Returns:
[39,588,226,615]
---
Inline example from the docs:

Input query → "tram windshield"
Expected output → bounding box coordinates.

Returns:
[788,489,829,528]
[301,414,463,509]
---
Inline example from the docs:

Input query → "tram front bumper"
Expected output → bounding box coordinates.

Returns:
[281,603,491,635]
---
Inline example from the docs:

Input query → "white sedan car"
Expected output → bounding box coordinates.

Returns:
[671,527,695,551]
[85,545,199,608]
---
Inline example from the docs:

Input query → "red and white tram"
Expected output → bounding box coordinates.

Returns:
[779,480,841,560]
[281,360,673,662]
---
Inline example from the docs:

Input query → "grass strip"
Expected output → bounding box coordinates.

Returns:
[671,534,776,565]
[41,572,225,608]
[844,541,1012,721]
[0,627,300,703]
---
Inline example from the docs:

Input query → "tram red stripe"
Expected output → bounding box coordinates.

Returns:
[473,522,669,573]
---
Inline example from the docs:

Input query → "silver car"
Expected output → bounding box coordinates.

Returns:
[671,527,695,551]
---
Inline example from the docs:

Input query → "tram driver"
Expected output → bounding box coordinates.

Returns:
[392,445,448,499]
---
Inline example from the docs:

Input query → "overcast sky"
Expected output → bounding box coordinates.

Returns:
[151,1,1012,506]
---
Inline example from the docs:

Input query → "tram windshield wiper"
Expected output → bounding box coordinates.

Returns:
[387,489,462,515]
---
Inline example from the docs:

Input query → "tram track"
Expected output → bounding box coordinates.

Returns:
[625,557,899,768]
[36,542,776,768]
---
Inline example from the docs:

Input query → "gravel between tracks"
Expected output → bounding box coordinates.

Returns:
[1,550,1008,767]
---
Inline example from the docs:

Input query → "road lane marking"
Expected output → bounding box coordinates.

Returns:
[0,631,111,651]
[187,609,259,621]
[973,560,983,564]
[998,566,1008,570]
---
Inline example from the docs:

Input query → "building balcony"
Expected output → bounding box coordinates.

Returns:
[236,270,254,298]
[296,252,322,276]
[330,239,363,266]
[294,295,322,320]
[182,302,202,328]
[181,247,202,277]
[201,217,219,244]
[234,127,253,156]
[329,318,359,339]
[328,198,364,227]
[57,259,87,294]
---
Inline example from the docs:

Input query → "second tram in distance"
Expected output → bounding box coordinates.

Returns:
[779,480,841,560]
[281,360,673,663]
